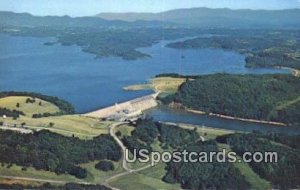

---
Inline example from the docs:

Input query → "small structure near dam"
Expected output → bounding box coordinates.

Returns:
[84,92,159,121]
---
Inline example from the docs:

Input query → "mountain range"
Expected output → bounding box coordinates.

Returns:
[97,7,300,28]
[1,7,300,29]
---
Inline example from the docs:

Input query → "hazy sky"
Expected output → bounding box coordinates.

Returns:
[0,0,300,17]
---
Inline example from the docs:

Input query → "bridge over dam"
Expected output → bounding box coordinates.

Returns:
[83,92,159,120]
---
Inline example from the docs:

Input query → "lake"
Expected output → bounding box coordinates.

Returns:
[1,34,297,134]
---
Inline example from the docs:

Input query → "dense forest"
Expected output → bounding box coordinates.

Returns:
[163,140,251,190]
[161,74,300,127]
[1,26,200,60]
[0,130,121,178]
[125,119,300,189]
[216,133,300,189]
[0,92,75,115]
[167,29,300,69]
[123,119,200,154]
[123,119,250,189]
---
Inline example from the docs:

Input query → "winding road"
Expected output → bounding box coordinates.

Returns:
[104,122,153,190]
[0,122,154,190]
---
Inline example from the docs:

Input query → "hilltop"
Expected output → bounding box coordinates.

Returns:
[97,7,300,28]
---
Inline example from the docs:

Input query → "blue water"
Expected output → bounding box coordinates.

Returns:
[1,34,297,134]
[0,34,290,113]
[146,106,300,134]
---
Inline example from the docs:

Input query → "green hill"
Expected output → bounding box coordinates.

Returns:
[162,74,300,127]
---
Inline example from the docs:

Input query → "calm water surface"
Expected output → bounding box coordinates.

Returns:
[1,34,296,133]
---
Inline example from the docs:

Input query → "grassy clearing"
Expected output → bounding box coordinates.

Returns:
[0,160,125,185]
[0,95,112,139]
[115,124,135,138]
[110,163,180,190]
[234,161,271,190]
[276,96,300,110]
[0,164,82,184]
[218,144,271,190]
[268,96,300,120]
[170,122,235,140]
[0,115,111,139]
[0,96,60,117]
[79,160,125,184]
[0,177,43,187]
[124,77,186,93]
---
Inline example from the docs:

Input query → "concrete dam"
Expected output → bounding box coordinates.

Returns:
[84,92,159,120]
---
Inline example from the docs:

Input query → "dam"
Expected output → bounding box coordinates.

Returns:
[84,92,159,120]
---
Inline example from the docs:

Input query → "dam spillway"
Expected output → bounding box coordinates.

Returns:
[83,92,159,120]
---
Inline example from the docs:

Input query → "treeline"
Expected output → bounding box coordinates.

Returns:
[216,133,300,189]
[32,112,62,118]
[163,140,251,190]
[155,73,198,79]
[0,91,75,114]
[161,74,300,127]
[56,28,200,60]
[124,119,250,189]
[95,160,115,172]
[0,183,111,190]
[123,119,200,154]
[125,119,300,189]
[0,130,121,179]
[0,108,25,119]
[167,29,300,70]
[3,26,201,60]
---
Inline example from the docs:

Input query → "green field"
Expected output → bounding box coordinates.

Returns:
[218,144,271,190]
[173,122,235,140]
[0,164,82,184]
[0,94,112,139]
[0,160,125,185]
[0,96,60,117]
[124,77,186,93]
[0,95,271,189]
[110,163,181,190]
[0,115,112,139]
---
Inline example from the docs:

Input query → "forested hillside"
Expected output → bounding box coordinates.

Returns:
[123,119,300,189]
[0,130,121,178]
[161,74,300,126]
[97,8,300,28]
[216,133,300,189]
[167,30,300,70]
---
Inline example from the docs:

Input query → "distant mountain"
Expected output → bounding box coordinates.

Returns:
[0,11,171,28]
[97,7,300,28]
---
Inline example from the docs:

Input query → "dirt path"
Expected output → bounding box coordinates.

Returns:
[0,122,154,190]
[104,122,154,190]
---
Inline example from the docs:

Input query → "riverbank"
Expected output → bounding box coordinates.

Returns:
[273,66,299,77]
[167,102,287,127]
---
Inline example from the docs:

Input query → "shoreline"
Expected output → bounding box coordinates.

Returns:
[168,102,287,127]
[185,108,287,127]
[161,121,238,133]
[273,66,299,77]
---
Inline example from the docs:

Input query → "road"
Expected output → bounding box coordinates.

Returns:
[0,122,154,190]
[104,122,154,190]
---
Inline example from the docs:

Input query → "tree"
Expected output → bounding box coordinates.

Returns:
[95,161,115,172]
[16,103,20,108]
[116,131,122,137]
